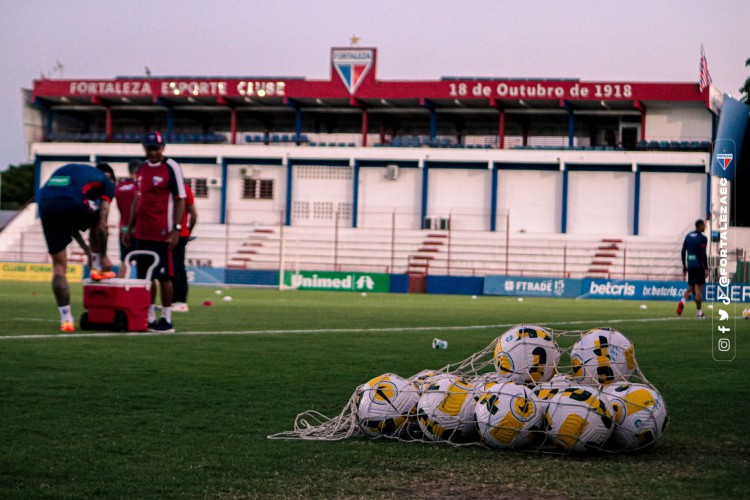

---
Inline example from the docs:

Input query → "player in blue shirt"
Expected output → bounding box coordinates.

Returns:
[37,163,116,332]
[677,219,708,318]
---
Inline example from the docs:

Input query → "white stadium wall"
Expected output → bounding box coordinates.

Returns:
[426,167,492,231]
[639,172,707,236]
[291,164,353,227]
[357,166,422,229]
[645,104,712,141]
[567,170,634,236]
[497,169,562,234]
[225,163,287,226]
[31,143,710,238]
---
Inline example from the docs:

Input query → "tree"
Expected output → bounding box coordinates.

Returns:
[0,163,35,210]
[740,57,750,104]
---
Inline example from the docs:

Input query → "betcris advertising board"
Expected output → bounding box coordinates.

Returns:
[485,276,750,302]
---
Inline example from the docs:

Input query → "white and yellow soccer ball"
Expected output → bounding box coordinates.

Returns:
[569,328,636,386]
[417,375,477,442]
[475,382,542,449]
[355,373,420,438]
[532,373,576,415]
[408,369,440,395]
[493,324,561,384]
[471,372,503,395]
[743,308,750,320]
[544,385,615,453]
[601,383,669,451]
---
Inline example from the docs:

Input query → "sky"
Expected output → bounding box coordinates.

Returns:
[1,0,749,171]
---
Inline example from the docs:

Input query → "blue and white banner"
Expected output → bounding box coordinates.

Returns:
[711,95,750,180]
[484,275,750,302]
[483,276,582,298]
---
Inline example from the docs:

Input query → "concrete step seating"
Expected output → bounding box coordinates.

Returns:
[0,204,685,280]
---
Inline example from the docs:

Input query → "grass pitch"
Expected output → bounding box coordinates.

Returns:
[1,281,748,498]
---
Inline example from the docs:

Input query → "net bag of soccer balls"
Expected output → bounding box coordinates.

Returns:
[269,324,668,454]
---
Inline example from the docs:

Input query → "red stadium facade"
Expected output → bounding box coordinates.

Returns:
[20,46,725,282]
[29,47,713,150]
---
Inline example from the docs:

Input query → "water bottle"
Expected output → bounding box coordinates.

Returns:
[432,338,448,349]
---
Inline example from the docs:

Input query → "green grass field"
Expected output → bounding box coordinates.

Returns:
[1,281,748,499]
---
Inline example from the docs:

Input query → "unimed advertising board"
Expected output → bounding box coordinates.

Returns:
[283,271,390,292]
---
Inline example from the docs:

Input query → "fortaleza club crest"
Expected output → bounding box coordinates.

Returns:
[716,152,733,171]
[332,49,374,94]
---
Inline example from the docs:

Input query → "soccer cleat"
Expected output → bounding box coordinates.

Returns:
[676,301,684,316]
[90,269,116,281]
[696,310,705,319]
[60,321,75,333]
[171,302,189,313]
[148,317,175,333]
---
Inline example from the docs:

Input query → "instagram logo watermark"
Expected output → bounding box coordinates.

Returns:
[717,338,731,352]
[711,139,736,362]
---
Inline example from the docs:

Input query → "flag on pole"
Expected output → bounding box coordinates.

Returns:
[699,45,712,92]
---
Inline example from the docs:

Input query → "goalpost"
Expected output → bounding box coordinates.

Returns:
[278,230,300,291]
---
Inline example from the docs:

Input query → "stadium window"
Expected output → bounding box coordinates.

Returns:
[243,178,274,200]
[185,178,209,198]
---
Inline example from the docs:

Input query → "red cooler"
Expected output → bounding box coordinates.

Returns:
[81,250,159,332]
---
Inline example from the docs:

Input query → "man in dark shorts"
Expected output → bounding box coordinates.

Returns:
[677,219,708,318]
[37,163,116,332]
[171,182,198,312]
[114,159,141,277]
[123,131,186,333]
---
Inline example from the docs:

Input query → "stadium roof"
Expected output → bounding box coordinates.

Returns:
[31,47,709,113]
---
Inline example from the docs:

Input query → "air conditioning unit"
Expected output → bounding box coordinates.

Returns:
[385,163,399,180]
[422,216,450,230]
[208,178,222,188]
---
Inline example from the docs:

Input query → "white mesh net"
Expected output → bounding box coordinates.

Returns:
[268,324,669,454]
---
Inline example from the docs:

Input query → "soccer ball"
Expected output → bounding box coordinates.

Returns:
[493,324,561,384]
[743,308,750,320]
[408,369,440,394]
[544,385,615,452]
[570,328,636,386]
[472,372,503,395]
[601,383,669,451]
[475,382,542,449]
[532,373,576,415]
[355,373,420,438]
[417,375,477,442]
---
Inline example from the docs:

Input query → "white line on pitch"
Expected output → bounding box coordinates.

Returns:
[0,316,685,341]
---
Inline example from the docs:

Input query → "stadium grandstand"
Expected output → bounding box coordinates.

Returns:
[4,46,748,294]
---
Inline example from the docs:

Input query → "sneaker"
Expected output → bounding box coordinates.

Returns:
[148,320,157,331]
[676,301,684,316]
[60,321,75,333]
[148,317,175,333]
[172,302,189,313]
[90,269,116,281]
[696,310,705,319]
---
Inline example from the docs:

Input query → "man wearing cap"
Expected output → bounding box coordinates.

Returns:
[123,132,187,332]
